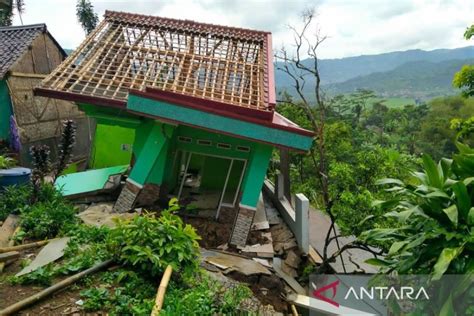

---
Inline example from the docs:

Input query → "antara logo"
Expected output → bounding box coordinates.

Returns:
[344,286,430,301]
[312,280,430,308]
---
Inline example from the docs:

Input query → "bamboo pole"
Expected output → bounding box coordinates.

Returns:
[291,304,299,316]
[0,238,57,253]
[0,260,113,315]
[151,265,173,316]
[0,226,20,272]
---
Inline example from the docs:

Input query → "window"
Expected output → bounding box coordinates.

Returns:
[217,143,231,150]
[197,139,212,146]
[178,136,192,143]
[236,146,250,152]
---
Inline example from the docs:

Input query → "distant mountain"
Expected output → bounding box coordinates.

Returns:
[326,58,473,100]
[275,46,474,101]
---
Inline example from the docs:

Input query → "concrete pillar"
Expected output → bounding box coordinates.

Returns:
[229,143,273,247]
[295,193,309,254]
[114,121,174,212]
[276,172,284,200]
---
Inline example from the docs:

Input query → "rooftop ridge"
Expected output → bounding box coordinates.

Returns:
[104,10,270,41]
[0,23,46,32]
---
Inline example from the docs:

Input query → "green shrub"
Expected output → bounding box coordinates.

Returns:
[0,155,16,169]
[161,275,252,315]
[20,186,77,239]
[0,184,32,221]
[107,209,201,277]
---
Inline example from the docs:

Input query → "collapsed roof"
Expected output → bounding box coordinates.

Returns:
[37,11,275,117]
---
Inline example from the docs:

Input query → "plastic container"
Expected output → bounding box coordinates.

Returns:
[0,167,32,189]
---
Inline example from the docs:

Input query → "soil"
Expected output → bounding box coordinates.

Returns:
[228,271,288,313]
[0,251,95,315]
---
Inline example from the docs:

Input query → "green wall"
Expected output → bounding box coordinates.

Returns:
[0,80,12,142]
[90,123,135,169]
[127,94,313,151]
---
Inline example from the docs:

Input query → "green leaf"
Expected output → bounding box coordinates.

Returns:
[469,207,474,226]
[422,154,442,188]
[376,178,404,186]
[452,182,470,220]
[432,246,465,280]
[388,241,408,255]
[439,294,455,316]
[442,205,458,227]
[365,258,391,267]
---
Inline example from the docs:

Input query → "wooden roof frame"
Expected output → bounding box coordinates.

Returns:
[36,11,276,120]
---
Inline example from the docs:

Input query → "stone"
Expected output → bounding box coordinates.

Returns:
[284,250,302,269]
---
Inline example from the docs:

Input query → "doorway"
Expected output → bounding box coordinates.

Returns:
[174,150,246,218]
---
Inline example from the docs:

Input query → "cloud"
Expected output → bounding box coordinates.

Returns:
[12,0,474,59]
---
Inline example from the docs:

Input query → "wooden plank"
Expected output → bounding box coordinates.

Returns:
[9,72,47,79]
[309,245,323,264]
[0,251,20,263]
[0,215,20,247]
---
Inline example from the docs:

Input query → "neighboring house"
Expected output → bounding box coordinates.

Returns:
[36,11,314,246]
[0,24,90,164]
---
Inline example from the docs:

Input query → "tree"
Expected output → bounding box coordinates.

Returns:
[0,0,25,26]
[76,0,99,35]
[453,25,474,97]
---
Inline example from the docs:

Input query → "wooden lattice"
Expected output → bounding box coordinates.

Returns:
[39,11,273,112]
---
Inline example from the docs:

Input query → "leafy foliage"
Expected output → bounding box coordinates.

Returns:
[361,145,474,279]
[20,193,77,239]
[453,24,474,97]
[161,274,252,316]
[0,184,31,221]
[107,203,201,277]
[76,0,99,34]
[0,155,16,169]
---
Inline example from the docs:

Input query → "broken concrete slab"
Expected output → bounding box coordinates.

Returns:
[252,194,269,231]
[241,243,274,258]
[284,250,301,269]
[201,249,271,276]
[272,257,305,295]
[78,203,136,228]
[16,237,70,277]
[252,258,272,268]
[55,165,128,198]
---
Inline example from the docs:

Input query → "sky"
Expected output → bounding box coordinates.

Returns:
[11,0,474,59]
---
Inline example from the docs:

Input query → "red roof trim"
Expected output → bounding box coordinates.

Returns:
[266,34,276,109]
[129,89,314,137]
[34,88,126,109]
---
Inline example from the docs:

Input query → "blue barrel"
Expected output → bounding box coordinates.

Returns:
[0,167,32,189]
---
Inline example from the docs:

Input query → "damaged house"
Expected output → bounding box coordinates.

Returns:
[0,24,90,164]
[35,11,313,246]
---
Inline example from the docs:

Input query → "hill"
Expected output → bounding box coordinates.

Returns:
[275,46,473,101]
[326,58,473,100]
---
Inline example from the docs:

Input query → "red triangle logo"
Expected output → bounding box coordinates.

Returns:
[312,280,340,307]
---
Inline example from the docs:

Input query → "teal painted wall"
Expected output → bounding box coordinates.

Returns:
[127,94,313,151]
[0,80,12,142]
[240,143,273,207]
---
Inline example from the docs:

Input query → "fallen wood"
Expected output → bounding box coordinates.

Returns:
[0,238,58,253]
[151,265,173,316]
[291,304,299,316]
[0,216,20,272]
[0,251,20,263]
[201,249,271,276]
[0,259,113,315]
[308,245,323,264]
